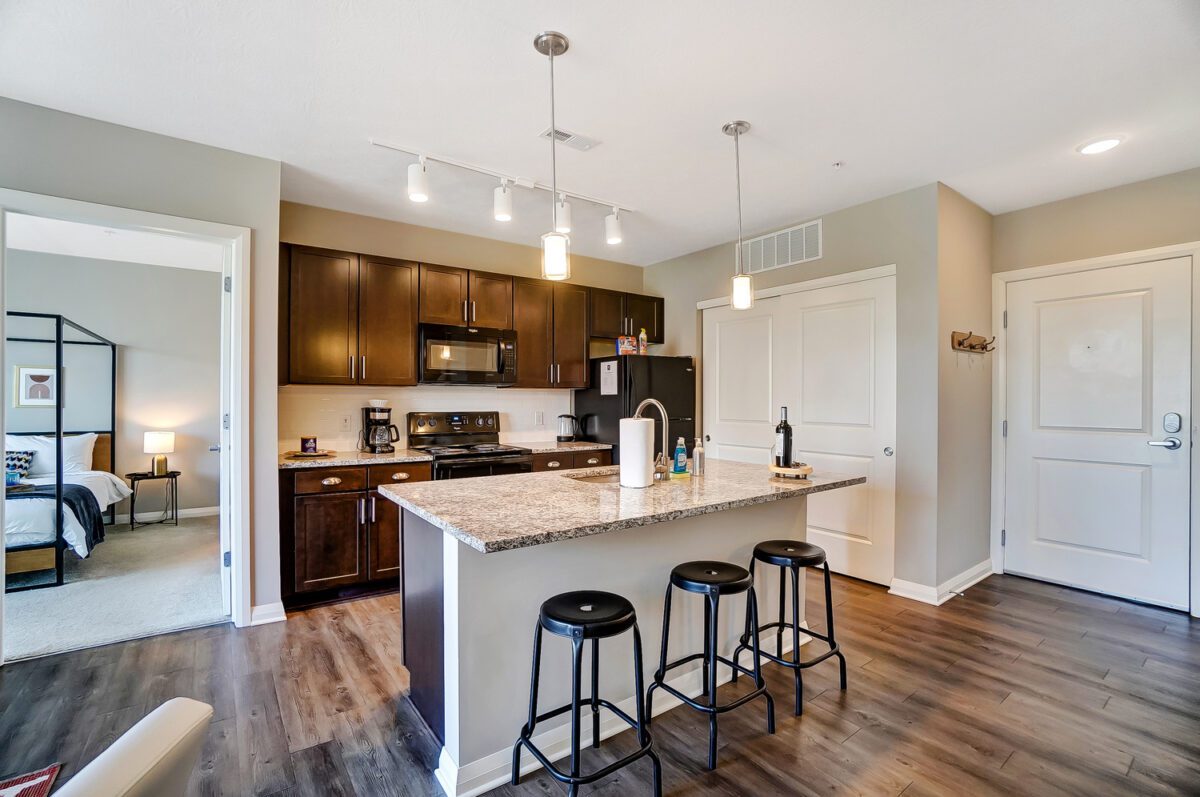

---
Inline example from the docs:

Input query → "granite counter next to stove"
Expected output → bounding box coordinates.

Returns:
[278,449,432,469]
[505,440,613,454]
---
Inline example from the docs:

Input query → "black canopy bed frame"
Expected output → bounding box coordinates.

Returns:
[5,311,116,592]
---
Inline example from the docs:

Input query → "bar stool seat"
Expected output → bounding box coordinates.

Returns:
[646,560,774,770]
[540,590,636,638]
[733,540,847,716]
[512,590,661,797]
[751,540,826,569]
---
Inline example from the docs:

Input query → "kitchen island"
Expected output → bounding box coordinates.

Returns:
[380,460,863,797]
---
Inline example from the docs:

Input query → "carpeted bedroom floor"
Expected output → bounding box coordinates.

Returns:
[4,515,227,659]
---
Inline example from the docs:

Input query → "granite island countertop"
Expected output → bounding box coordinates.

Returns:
[380,459,864,553]
[278,449,433,469]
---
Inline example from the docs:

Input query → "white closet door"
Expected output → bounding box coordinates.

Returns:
[1004,257,1191,608]
[703,275,897,585]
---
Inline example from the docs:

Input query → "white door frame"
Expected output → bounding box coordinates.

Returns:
[0,188,254,662]
[990,241,1200,617]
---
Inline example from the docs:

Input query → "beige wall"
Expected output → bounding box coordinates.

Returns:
[993,167,1200,272]
[935,185,994,583]
[644,184,943,586]
[280,201,646,292]
[0,97,282,611]
[6,251,222,512]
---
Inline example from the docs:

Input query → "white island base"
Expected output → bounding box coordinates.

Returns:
[403,495,812,797]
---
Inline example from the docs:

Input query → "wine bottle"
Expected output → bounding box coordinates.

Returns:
[775,406,792,467]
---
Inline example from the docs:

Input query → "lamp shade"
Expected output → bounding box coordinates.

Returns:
[541,231,571,280]
[144,431,175,455]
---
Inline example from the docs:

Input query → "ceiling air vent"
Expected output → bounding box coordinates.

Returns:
[539,127,600,151]
[740,219,822,274]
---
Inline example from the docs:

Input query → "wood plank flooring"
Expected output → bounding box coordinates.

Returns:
[1,573,1197,795]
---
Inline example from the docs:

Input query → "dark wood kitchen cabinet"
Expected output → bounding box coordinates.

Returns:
[419,264,513,328]
[587,289,664,344]
[280,461,432,608]
[512,279,588,388]
[553,283,590,387]
[284,245,418,386]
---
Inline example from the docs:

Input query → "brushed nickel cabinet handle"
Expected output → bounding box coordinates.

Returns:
[361,355,366,380]
[463,299,469,322]
[359,497,366,524]
[321,476,343,486]
[370,495,377,523]
[547,460,561,468]
[349,355,355,380]
[471,300,476,322]
[586,457,600,465]
[392,472,410,481]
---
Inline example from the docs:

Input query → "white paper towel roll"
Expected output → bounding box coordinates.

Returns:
[619,417,655,488]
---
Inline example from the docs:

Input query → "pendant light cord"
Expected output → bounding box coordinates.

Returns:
[734,128,744,276]
[549,50,558,231]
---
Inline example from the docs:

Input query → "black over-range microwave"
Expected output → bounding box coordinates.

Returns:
[418,323,517,386]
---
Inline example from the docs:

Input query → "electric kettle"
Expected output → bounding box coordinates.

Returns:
[557,414,580,442]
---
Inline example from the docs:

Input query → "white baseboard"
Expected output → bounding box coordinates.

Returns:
[436,627,805,797]
[249,602,286,626]
[113,505,220,524]
[889,559,993,606]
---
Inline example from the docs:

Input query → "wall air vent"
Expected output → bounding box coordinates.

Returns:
[739,219,822,274]
[539,127,600,151]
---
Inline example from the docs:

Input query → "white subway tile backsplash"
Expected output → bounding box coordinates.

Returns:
[278,384,570,452]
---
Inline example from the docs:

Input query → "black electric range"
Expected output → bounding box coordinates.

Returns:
[407,411,532,480]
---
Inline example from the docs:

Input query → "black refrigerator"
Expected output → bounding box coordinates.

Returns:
[573,355,696,464]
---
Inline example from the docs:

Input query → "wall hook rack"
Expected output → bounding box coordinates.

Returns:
[950,330,995,353]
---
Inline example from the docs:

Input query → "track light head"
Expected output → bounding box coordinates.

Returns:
[494,179,512,222]
[605,207,623,245]
[407,157,429,203]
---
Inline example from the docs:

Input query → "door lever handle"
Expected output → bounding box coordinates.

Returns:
[1147,437,1183,450]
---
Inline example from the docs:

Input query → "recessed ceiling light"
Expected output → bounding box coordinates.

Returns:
[1077,137,1122,155]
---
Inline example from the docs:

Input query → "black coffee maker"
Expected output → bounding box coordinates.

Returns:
[360,406,400,453]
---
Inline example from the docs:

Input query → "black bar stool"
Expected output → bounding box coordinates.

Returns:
[732,540,847,716]
[645,560,775,770]
[511,590,662,797]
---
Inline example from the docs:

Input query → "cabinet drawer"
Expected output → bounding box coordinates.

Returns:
[573,450,611,468]
[295,467,367,494]
[368,463,432,488]
[532,452,572,472]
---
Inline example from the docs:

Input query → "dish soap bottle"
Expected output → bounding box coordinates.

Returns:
[692,436,705,476]
[672,436,688,473]
[638,327,648,354]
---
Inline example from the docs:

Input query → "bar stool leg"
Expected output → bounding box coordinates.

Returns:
[631,623,664,797]
[777,564,786,658]
[569,636,584,796]
[512,621,544,786]
[645,584,673,728]
[747,586,775,734]
[824,561,847,689]
[701,596,712,698]
[591,637,601,748]
[790,564,803,715]
[705,592,720,770]
[732,558,756,685]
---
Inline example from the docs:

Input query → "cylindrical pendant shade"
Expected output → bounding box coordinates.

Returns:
[541,231,571,281]
[407,162,429,202]
[605,211,623,245]
[555,197,571,233]
[731,273,755,309]
[493,183,512,221]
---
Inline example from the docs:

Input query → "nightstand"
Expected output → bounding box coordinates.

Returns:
[125,470,181,529]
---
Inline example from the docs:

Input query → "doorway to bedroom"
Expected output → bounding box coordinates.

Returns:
[0,194,251,661]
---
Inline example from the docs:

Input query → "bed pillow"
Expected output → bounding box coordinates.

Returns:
[5,450,35,477]
[5,433,98,476]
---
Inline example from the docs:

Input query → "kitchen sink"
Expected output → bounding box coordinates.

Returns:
[563,472,623,485]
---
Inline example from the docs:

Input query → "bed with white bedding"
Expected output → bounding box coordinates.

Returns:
[6,470,131,557]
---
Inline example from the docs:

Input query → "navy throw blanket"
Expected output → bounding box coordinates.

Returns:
[6,484,105,554]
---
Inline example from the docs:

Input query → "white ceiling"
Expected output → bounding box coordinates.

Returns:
[6,214,226,272]
[2,1,1198,266]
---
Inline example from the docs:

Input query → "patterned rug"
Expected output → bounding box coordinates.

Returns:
[0,763,59,797]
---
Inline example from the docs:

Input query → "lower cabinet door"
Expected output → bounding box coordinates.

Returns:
[294,492,367,592]
[368,490,401,581]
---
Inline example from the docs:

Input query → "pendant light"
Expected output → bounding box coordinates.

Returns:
[723,121,753,309]
[536,31,571,281]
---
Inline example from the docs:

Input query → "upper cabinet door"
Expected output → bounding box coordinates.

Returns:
[289,246,359,384]
[553,283,590,388]
[513,278,554,388]
[626,293,665,344]
[419,264,469,326]
[588,288,626,338]
[468,271,514,329]
[359,255,419,386]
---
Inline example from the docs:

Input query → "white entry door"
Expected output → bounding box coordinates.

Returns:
[703,274,897,585]
[1004,257,1192,609]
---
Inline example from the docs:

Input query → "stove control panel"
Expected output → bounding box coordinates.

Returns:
[408,411,500,436]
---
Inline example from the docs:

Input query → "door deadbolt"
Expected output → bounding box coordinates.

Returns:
[883,447,894,457]
[1163,412,1182,434]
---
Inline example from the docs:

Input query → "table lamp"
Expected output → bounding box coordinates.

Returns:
[144,431,175,476]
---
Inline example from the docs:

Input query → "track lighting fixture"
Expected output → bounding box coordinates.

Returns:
[605,208,622,245]
[494,179,513,221]
[408,156,429,203]
[555,194,571,233]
